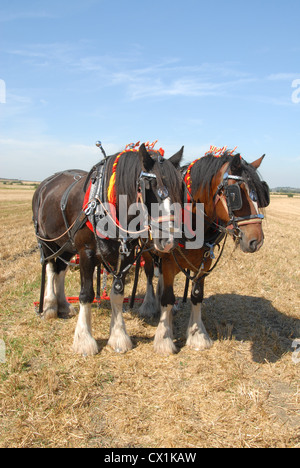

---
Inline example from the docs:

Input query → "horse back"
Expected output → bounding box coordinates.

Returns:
[32,170,88,238]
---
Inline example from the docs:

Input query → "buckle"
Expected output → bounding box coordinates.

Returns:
[85,199,97,216]
[119,239,130,257]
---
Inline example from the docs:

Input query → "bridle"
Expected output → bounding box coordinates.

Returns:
[136,153,171,205]
[183,153,269,241]
[136,160,177,238]
[213,171,264,238]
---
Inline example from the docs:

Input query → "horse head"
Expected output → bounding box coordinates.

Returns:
[210,152,270,253]
[138,143,184,253]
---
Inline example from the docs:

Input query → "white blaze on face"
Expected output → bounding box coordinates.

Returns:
[152,197,176,253]
[246,185,260,215]
[162,197,175,250]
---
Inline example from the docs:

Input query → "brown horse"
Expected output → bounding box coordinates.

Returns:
[139,150,270,355]
[32,143,184,356]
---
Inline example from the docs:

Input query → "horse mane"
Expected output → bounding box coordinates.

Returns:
[190,150,267,201]
[111,151,141,205]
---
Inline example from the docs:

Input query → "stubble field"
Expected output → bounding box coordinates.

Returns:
[0,184,299,448]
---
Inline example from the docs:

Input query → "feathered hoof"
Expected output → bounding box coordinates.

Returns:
[73,333,99,356]
[154,336,177,356]
[108,331,133,354]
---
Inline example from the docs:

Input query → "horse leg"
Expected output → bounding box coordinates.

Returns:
[138,254,160,318]
[155,270,164,312]
[186,279,213,351]
[73,248,98,356]
[108,278,133,353]
[43,261,58,320]
[154,262,177,355]
[55,257,76,318]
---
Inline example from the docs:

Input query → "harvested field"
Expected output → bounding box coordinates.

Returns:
[0,187,299,448]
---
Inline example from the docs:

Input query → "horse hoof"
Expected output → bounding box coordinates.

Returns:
[42,307,58,320]
[108,333,133,354]
[154,338,177,356]
[73,335,99,356]
[186,333,213,351]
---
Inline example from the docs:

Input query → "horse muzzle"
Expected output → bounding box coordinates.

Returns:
[153,237,178,253]
[239,233,264,253]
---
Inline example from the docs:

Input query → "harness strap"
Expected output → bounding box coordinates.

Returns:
[236,217,263,227]
[60,176,83,245]
[36,210,88,264]
[172,233,227,284]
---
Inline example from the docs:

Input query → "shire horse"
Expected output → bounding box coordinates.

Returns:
[32,143,184,355]
[140,149,270,355]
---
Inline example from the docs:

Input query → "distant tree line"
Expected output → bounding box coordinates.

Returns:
[271,187,300,193]
[271,187,300,197]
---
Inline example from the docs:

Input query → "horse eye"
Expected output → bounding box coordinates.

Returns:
[157,187,169,199]
[250,190,258,202]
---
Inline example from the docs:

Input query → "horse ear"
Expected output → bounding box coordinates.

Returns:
[250,154,265,170]
[214,161,230,188]
[230,153,242,171]
[169,146,184,168]
[139,143,155,172]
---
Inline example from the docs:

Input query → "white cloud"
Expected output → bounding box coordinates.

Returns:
[267,73,300,81]
[124,75,257,101]
[5,43,257,101]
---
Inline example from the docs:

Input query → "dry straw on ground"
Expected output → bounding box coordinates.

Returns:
[0,187,299,448]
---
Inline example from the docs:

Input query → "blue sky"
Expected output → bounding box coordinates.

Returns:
[0,0,300,186]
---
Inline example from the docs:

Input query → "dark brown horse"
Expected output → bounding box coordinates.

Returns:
[139,150,270,355]
[32,143,184,355]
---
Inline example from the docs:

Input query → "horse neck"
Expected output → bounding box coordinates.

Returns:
[192,184,216,226]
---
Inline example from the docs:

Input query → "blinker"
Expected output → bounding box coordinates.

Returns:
[258,181,270,208]
[157,187,169,200]
[250,189,258,203]
[250,182,270,208]
[227,184,243,211]
[138,171,157,202]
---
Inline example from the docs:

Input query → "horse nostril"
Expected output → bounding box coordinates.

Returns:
[249,239,258,252]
